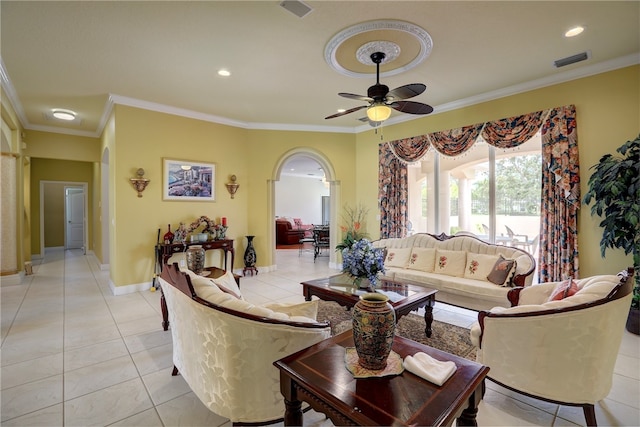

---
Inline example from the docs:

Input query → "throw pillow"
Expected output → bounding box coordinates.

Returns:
[293,218,303,227]
[211,270,243,299]
[435,249,467,277]
[407,247,436,272]
[486,255,518,287]
[464,253,500,280]
[384,247,412,268]
[548,278,579,301]
[262,300,319,320]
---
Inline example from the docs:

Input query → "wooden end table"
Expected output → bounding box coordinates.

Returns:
[275,331,489,426]
[301,275,437,337]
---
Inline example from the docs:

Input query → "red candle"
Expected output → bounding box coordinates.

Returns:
[221,217,227,227]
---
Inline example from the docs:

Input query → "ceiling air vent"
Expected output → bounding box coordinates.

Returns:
[553,51,590,68]
[280,1,313,18]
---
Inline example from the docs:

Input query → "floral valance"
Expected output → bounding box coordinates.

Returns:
[386,109,549,163]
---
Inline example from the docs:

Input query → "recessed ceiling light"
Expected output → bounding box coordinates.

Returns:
[52,109,77,121]
[218,69,231,77]
[337,109,346,113]
[565,26,584,37]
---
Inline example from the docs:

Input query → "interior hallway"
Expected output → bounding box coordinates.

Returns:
[1,248,638,426]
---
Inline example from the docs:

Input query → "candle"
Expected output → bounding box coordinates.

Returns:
[221,217,227,227]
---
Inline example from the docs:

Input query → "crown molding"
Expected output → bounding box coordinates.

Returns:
[2,53,637,138]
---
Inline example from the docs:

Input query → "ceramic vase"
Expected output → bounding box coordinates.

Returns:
[352,292,396,370]
[163,224,174,245]
[244,235,257,267]
[186,245,205,274]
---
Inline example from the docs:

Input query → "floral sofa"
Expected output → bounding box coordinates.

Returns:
[159,263,330,423]
[372,233,536,311]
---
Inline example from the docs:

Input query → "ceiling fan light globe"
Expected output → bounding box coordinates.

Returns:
[367,105,391,122]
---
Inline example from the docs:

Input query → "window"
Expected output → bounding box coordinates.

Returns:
[408,134,541,251]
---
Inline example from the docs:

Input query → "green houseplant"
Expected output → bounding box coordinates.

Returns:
[583,134,640,334]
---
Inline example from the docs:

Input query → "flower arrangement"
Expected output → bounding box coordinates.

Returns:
[341,238,386,287]
[186,215,227,240]
[336,204,369,252]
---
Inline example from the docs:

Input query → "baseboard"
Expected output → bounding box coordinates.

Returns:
[0,271,24,286]
[110,280,154,296]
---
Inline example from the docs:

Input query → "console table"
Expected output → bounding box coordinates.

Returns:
[156,239,235,272]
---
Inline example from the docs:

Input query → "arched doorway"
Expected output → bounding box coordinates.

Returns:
[269,148,340,269]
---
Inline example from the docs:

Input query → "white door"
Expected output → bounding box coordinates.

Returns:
[65,187,85,250]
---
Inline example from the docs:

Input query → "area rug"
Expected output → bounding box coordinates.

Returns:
[316,300,477,361]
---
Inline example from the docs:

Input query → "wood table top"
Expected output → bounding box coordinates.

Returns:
[275,330,489,426]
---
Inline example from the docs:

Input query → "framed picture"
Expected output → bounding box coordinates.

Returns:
[163,158,216,201]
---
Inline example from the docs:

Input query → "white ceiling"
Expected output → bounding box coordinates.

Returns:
[1,1,638,138]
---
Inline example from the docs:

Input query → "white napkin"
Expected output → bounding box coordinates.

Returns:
[403,352,457,386]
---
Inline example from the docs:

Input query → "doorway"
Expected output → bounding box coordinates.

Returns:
[40,181,88,256]
[65,186,85,251]
[270,148,340,269]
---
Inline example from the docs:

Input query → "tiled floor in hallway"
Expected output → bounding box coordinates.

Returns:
[1,248,638,426]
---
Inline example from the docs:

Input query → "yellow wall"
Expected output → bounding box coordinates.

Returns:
[355,65,640,278]
[24,130,101,162]
[245,129,356,265]
[17,65,639,287]
[29,158,94,254]
[43,182,65,246]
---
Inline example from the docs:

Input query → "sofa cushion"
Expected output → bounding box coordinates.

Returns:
[385,247,412,268]
[435,249,466,277]
[262,300,318,319]
[548,278,579,301]
[212,270,243,299]
[464,253,499,281]
[407,247,436,272]
[486,255,518,286]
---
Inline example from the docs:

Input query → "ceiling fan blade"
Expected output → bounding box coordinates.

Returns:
[325,105,367,119]
[339,92,374,102]
[391,100,434,115]
[386,83,426,101]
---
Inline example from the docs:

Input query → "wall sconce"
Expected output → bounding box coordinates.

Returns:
[130,168,150,197]
[225,174,239,199]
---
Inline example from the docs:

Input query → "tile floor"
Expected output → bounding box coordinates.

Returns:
[1,248,638,426]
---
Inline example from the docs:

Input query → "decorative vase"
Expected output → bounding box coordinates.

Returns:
[186,245,205,274]
[163,224,174,244]
[244,235,257,267]
[353,276,372,289]
[352,292,396,370]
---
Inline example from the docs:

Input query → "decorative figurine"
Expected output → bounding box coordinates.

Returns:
[173,222,187,243]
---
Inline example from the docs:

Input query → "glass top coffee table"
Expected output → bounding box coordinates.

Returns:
[301,274,437,337]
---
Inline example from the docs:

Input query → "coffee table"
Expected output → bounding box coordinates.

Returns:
[302,275,437,337]
[275,331,489,426]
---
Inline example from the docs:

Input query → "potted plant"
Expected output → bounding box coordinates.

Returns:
[584,134,640,334]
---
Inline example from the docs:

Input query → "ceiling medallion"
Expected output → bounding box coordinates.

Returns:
[356,41,400,65]
[324,20,433,78]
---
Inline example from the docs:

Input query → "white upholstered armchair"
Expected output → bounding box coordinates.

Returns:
[470,268,634,426]
[159,263,331,424]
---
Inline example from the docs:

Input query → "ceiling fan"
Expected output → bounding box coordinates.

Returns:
[325,51,434,124]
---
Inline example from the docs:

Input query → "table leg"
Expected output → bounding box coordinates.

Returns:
[284,398,303,426]
[456,379,485,426]
[160,290,169,331]
[423,296,435,337]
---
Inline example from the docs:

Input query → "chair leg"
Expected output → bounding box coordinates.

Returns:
[172,365,179,376]
[583,404,597,426]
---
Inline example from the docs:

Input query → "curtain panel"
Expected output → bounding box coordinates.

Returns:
[379,105,579,281]
[378,143,408,238]
[539,105,580,282]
